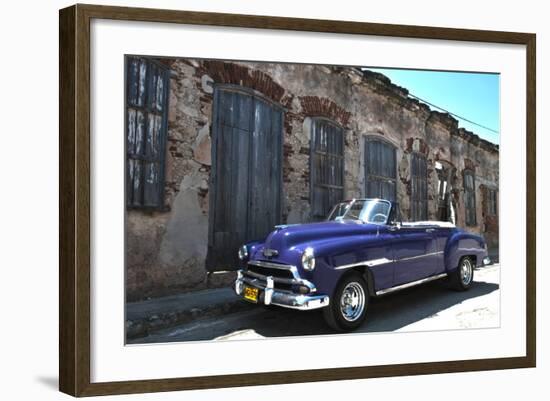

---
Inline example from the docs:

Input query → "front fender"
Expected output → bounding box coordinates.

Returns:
[301,233,393,296]
[308,258,348,296]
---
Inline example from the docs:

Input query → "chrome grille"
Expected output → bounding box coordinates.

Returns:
[242,260,316,293]
[246,264,294,280]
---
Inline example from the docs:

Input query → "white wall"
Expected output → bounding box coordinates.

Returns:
[0,0,545,400]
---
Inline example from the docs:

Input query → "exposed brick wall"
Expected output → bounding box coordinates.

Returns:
[463,158,477,172]
[201,60,285,103]
[405,137,430,156]
[298,96,352,128]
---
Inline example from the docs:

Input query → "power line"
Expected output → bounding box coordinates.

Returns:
[362,68,499,135]
[406,93,499,135]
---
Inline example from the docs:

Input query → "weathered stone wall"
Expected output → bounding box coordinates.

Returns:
[126,59,499,300]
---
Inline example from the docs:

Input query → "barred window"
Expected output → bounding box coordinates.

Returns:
[126,57,170,209]
[311,118,344,219]
[411,153,428,221]
[464,170,477,226]
[487,188,498,216]
[364,138,397,202]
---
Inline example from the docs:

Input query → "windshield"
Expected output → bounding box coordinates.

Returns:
[326,202,349,221]
[332,199,391,224]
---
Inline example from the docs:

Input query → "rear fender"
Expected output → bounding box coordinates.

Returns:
[444,231,487,271]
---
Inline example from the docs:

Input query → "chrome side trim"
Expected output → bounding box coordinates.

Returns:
[375,273,448,296]
[334,252,444,271]
[396,251,443,262]
[335,257,393,270]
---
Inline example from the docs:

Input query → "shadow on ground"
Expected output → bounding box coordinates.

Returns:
[134,277,499,344]
[248,279,499,337]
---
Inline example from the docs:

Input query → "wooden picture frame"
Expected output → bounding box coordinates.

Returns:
[59,3,536,397]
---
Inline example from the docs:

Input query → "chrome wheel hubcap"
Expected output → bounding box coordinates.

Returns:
[340,282,366,322]
[460,259,473,285]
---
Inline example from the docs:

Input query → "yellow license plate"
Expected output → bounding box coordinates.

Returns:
[243,286,259,303]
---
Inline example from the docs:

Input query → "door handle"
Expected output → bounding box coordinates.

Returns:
[425,228,436,233]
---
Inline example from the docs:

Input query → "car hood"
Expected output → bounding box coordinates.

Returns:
[261,220,381,252]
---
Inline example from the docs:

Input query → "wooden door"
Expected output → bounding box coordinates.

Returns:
[206,86,283,270]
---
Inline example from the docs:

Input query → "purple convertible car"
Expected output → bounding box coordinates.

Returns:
[234,199,490,331]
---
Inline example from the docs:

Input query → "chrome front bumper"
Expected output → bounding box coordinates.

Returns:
[235,270,330,311]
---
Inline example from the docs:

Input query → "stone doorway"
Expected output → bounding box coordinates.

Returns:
[435,161,456,224]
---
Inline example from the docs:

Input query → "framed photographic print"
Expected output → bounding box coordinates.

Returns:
[59,4,536,397]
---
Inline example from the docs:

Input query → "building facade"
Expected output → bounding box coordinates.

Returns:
[125,57,499,301]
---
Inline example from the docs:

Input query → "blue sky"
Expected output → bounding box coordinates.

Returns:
[365,68,500,145]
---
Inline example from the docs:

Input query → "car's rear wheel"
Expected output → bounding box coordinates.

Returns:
[449,256,475,291]
[323,272,369,332]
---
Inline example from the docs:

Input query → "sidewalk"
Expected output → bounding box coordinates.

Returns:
[126,286,252,340]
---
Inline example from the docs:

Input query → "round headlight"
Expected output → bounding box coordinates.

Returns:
[238,244,248,261]
[301,247,316,271]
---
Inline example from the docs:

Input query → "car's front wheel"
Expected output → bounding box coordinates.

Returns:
[323,272,369,332]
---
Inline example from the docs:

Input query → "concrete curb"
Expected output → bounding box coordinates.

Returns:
[125,287,253,340]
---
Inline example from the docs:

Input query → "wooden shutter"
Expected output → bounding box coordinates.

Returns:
[411,153,428,221]
[464,170,477,225]
[487,188,497,216]
[311,119,344,219]
[126,57,170,209]
[364,139,397,202]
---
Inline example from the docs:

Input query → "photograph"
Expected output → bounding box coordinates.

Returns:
[124,56,500,344]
